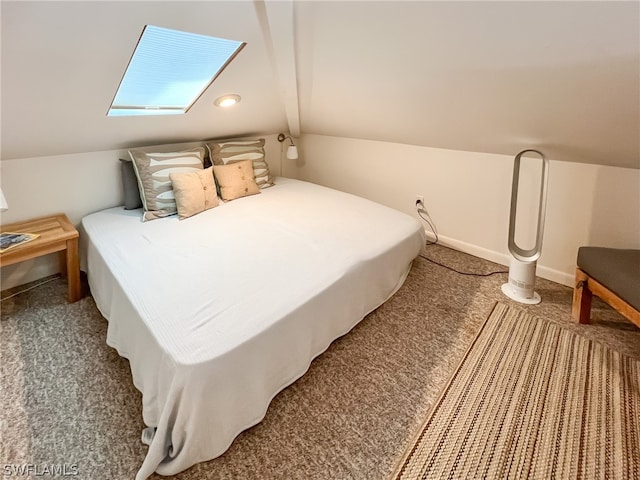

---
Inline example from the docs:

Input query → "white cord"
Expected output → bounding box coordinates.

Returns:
[1,276,60,302]
[417,201,438,244]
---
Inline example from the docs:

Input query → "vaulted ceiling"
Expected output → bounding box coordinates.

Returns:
[2,1,638,169]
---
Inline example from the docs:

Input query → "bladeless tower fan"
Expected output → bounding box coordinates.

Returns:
[501,149,549,304]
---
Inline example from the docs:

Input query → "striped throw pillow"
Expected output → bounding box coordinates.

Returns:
[129,147,205,221]
[205,138,274,188]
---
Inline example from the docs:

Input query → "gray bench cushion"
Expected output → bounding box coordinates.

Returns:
[577,247,640,311]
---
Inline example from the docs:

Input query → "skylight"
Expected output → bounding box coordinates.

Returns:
[108,25,245,117]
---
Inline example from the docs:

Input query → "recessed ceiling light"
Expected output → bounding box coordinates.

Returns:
[214,94,241,107]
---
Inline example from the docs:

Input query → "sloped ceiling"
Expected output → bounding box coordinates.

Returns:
[1,1,289,160]
[294,1,639,169]
[2,1,639,169]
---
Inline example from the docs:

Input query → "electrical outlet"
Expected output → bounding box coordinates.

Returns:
[415,195,425,208]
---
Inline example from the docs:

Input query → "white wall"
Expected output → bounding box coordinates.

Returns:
[3,131,638,290]
[289,134,640,287]
[0,134,285,290]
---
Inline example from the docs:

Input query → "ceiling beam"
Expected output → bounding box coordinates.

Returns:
[254,0,300,137]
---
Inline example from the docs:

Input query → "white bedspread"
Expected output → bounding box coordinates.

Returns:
[81,178,425,478]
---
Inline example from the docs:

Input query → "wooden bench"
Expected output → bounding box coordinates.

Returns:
[572,247,640,329]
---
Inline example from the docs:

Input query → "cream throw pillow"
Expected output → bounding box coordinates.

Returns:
[212,160,260,201]
[169,167,219,219]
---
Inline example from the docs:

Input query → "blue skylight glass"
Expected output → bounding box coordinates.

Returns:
[108,25,244,116]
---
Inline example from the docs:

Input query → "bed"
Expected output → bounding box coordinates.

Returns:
[81,177,425,479]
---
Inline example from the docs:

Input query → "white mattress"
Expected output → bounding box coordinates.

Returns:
[82,177,425,479]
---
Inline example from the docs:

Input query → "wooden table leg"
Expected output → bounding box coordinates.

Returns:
[58,250,68,278]
[66,238,81,303]
[572,268,592,324]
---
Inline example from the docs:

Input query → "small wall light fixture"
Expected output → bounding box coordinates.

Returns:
[214,94,241,107]
[277,133,298,160]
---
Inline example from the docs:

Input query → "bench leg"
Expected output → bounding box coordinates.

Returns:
[572,268,592,324]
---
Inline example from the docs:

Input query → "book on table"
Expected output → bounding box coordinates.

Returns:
[0,232,40,253]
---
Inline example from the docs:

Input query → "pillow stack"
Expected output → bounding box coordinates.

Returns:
[125,140,270,221]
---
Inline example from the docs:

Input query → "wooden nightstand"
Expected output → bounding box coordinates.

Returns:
[0,213,81,302]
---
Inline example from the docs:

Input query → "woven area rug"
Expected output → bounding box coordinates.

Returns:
[393,302,640,480]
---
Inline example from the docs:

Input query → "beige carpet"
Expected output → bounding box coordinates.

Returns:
[393,302,640,480]
[2,244,639,479]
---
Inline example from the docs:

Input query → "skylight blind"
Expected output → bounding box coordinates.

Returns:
[108,25,244,116]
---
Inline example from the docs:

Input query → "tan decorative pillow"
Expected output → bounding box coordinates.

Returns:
[205,138,274,188]
[129,147,205,221]
[212,160,260,201]
[169,167,219,219]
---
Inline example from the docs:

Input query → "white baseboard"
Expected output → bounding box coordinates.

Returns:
[425,231,574,288]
